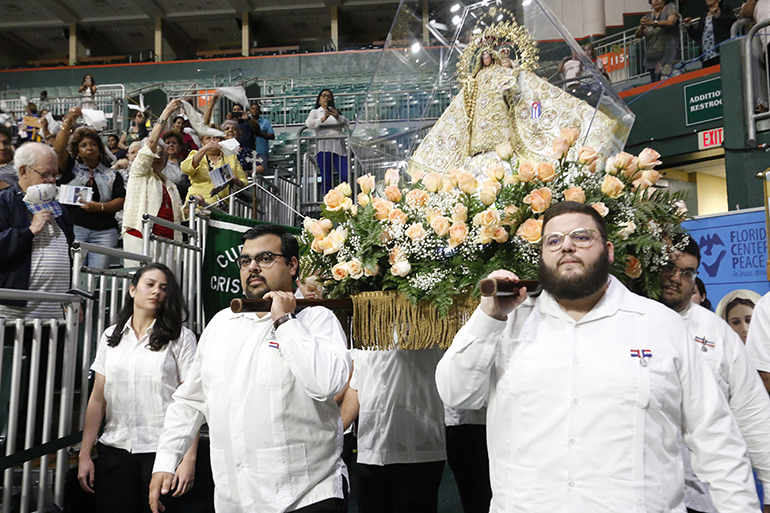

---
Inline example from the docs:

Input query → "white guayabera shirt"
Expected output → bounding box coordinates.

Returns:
[153,306,351,513]
[91,319,197,453]
[677,303,770,512]
[436,276,760,513]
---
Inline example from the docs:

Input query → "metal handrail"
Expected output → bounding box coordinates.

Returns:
[731,18,755,37]
[744,19,770,146]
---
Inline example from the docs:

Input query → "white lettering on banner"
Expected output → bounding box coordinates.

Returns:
[689,90,722,103]
[216,244,244,268]
[698,127,724,150]
[690,98,723,112]
[210,275,242,294]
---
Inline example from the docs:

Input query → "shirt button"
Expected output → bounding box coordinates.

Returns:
[573,399,579,404]
[570,439,576,445]
[569,481,575,488]
[637,499,643,505]
[574,359,579,364]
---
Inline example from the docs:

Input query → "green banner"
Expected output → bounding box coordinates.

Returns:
[684,77,723,126]
[203,211,300,323]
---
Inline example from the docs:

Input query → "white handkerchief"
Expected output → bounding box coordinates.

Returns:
[216,87,250,110]
[219,138,241,157]
[181,100,225,138]
[81,109,107,131]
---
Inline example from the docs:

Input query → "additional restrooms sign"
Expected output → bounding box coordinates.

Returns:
[684,77,723,126]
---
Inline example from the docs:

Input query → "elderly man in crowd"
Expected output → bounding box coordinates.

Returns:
[0,125,16,188]
[658,236,770,513]
[436,201,762,513]
[150,224,351,513]
[0,142,74,319]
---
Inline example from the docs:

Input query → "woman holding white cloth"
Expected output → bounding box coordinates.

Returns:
[305,89,349,193]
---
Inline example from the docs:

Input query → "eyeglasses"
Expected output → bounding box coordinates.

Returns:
[661,262,698,279]
[542,228,603,252]
[27,166,58,182]
[237,251,287,270]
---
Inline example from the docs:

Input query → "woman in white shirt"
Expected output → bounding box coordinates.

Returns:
[78,263,198,512]
[305,89,349,193]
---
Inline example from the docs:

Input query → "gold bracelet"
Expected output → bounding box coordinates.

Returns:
[61,123,73,134]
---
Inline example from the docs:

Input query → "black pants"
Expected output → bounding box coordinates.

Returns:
[96,443,182,513]
[446,425,492,513]
[357,461,444,513]
[292,478,348,513]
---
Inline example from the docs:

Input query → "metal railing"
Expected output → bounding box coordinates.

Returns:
[744,19,770,146]
[297,126,355,211]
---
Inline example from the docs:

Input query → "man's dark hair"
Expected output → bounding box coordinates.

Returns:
[541,201,608,240]
[242,224,299,277]
[0,125,13,142]
[677,234,701,267]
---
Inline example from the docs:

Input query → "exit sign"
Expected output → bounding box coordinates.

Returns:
[698,127,724,150]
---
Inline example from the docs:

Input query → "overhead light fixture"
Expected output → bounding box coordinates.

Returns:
[411,42,420,53]
[452,15,462,25]
[451,4,461,12]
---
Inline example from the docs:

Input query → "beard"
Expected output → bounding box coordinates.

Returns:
[243,273,270,299]
[537,249,611,301]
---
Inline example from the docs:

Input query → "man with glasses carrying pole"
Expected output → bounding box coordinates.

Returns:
[436,201,763,513]
[150,224,351,513]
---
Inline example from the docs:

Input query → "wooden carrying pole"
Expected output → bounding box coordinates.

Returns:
[230,298,354,313]
[479,278,539,296]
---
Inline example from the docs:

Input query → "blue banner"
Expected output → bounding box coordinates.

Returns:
[682,208,770,308]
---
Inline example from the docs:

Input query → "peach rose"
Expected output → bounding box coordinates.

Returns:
[591,202,609,217]
[502,204,519,225]
[406,222,427,241]
[523,187,552,214]
[476,209,502,227]
[346,259,364,279]
[357,174,376,194]
[385,184,402,202]
[624,255,643,279]
[457,171,479,194]
[504,174,519,185]
[410,170,425,184]
[495,141,514,161]
[389,246,405,265]
[324,189,349,211]
[517,160,536,182]
[323,228,348,255]
[358,193,371,206]
[604,156,618,175]
[492,226,509,243]
[304,217,333,238]
[516,218,543,243]
[537,162,556,182]
[617,220,636,240]
[552,137,570,159]
[621,159,642,181]
[311,236,325,253]
[430,215,451,237]
[335,182,352,197]
[332,262,349,281]
[388,208,408,225]
[441,178,454,193]
[425,209,441,225]
[390,260,412,277]
[451,203,468,222]
[601,175,625,198]
[423,173,443,193]
[364,263,379,276]
[560,128,580,146]
[563,186,586,203]
[637,148,662,170]
[405,189,429,208]
[372,197,393,220]
[632,170,661,192]
[448,168,463,186]
[448,221,469,247]
[480,185,498,206]
[612,151,634,171]
[577,146,599,166]
[485,165,506,182]
[384,168,400,185]
[476,225,494,244]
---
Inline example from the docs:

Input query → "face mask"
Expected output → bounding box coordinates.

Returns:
[23,183,58,204]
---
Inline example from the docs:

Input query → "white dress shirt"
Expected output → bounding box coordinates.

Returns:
[91,319,197,453]
[436,276,760,513]
[351,347,447,466]
[153,306,351,513]
[747,291,770,373]
[305,107,349,156]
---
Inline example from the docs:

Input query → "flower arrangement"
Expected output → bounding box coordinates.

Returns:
[300,129,688,316]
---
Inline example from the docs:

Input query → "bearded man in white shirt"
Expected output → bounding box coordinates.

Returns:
[150,224,352,513]
[436,201,761,513]
[658,237,770,513]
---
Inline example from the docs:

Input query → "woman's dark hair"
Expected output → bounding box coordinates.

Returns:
[694,277,712,311]
[314,89,334,109]
[82,74,96,86]
[172,116,186,125]
[107,263,187,351]
[26,102,38,114]
[68,126,111,166]
[724,297,755,322]
[162,130,184,145]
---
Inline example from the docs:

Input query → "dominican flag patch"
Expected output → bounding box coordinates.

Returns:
[630,349,652,358]
[695,336,714,348]
[531,101,541,119]
[269,340,280,350]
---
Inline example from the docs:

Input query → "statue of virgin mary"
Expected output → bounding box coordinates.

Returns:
[407,26,620,177]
